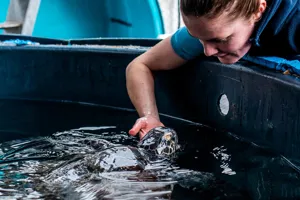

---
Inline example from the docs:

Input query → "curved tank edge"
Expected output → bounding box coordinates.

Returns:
[0,34,162,47]
[148,0,165,35]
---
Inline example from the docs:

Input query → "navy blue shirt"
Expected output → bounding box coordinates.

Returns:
[170,0,300,60]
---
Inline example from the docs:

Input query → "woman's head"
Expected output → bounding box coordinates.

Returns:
[180,0,267,64]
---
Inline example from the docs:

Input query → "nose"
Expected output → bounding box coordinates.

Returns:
[203,42,218,57]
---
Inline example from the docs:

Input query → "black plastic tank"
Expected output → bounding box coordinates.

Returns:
[0,34,299,163]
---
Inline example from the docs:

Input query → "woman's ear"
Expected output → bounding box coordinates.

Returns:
[253,0,267,23]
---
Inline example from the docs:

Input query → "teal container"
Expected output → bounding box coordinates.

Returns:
[0,0,9,34]
[0,0,164,39]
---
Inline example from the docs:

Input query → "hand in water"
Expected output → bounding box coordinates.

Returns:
[129,115,164,139]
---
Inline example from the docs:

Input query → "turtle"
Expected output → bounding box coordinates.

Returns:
[21,126,183,198]
[76,126,180,172]
[47,126,180,175]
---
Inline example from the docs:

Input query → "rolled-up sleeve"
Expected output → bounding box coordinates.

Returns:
[170,27,204,60]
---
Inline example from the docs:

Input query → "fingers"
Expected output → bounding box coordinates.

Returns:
[139,129,147,139]
[159,122,165,127]
[129,118,147,136]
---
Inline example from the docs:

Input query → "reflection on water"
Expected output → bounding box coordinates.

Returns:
[0,99,298,199]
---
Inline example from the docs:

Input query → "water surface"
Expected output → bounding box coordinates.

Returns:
[0,99,299,200]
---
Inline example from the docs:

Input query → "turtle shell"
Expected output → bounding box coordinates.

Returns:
[86,146,147,172]
[137,126,178,156]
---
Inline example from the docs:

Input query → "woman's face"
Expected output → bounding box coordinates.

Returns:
[182,13,258,64]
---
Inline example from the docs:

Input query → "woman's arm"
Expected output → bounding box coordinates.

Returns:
[126,27,204,139]
[126,37,187,138]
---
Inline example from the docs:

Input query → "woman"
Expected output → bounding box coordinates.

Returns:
[126,0,300,139]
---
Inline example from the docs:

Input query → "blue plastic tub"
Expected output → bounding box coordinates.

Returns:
[0,0,164,39]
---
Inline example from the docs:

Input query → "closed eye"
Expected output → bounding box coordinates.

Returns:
[187,29,232,44]
[207,35,232,44]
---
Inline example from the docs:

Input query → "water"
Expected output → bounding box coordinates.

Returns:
[0,99,299,199]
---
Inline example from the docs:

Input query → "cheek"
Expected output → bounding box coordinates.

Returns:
[219,38,249,52]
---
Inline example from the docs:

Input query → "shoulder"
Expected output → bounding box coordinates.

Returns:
[250,0,300,55]
[170,27,204,60]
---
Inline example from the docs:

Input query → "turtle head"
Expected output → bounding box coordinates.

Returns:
[137,126,179,157]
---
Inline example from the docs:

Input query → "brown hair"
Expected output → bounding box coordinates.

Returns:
[180,0,260,20]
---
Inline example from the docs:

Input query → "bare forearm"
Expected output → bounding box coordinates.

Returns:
[126,62,159,120]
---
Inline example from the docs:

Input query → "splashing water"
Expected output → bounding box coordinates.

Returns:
[0,127,218,200]
[0,99,299,199]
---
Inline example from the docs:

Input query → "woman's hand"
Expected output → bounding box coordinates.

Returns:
[129,115,164,139]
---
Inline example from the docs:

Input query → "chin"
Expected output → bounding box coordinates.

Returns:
[218,56,241,64]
